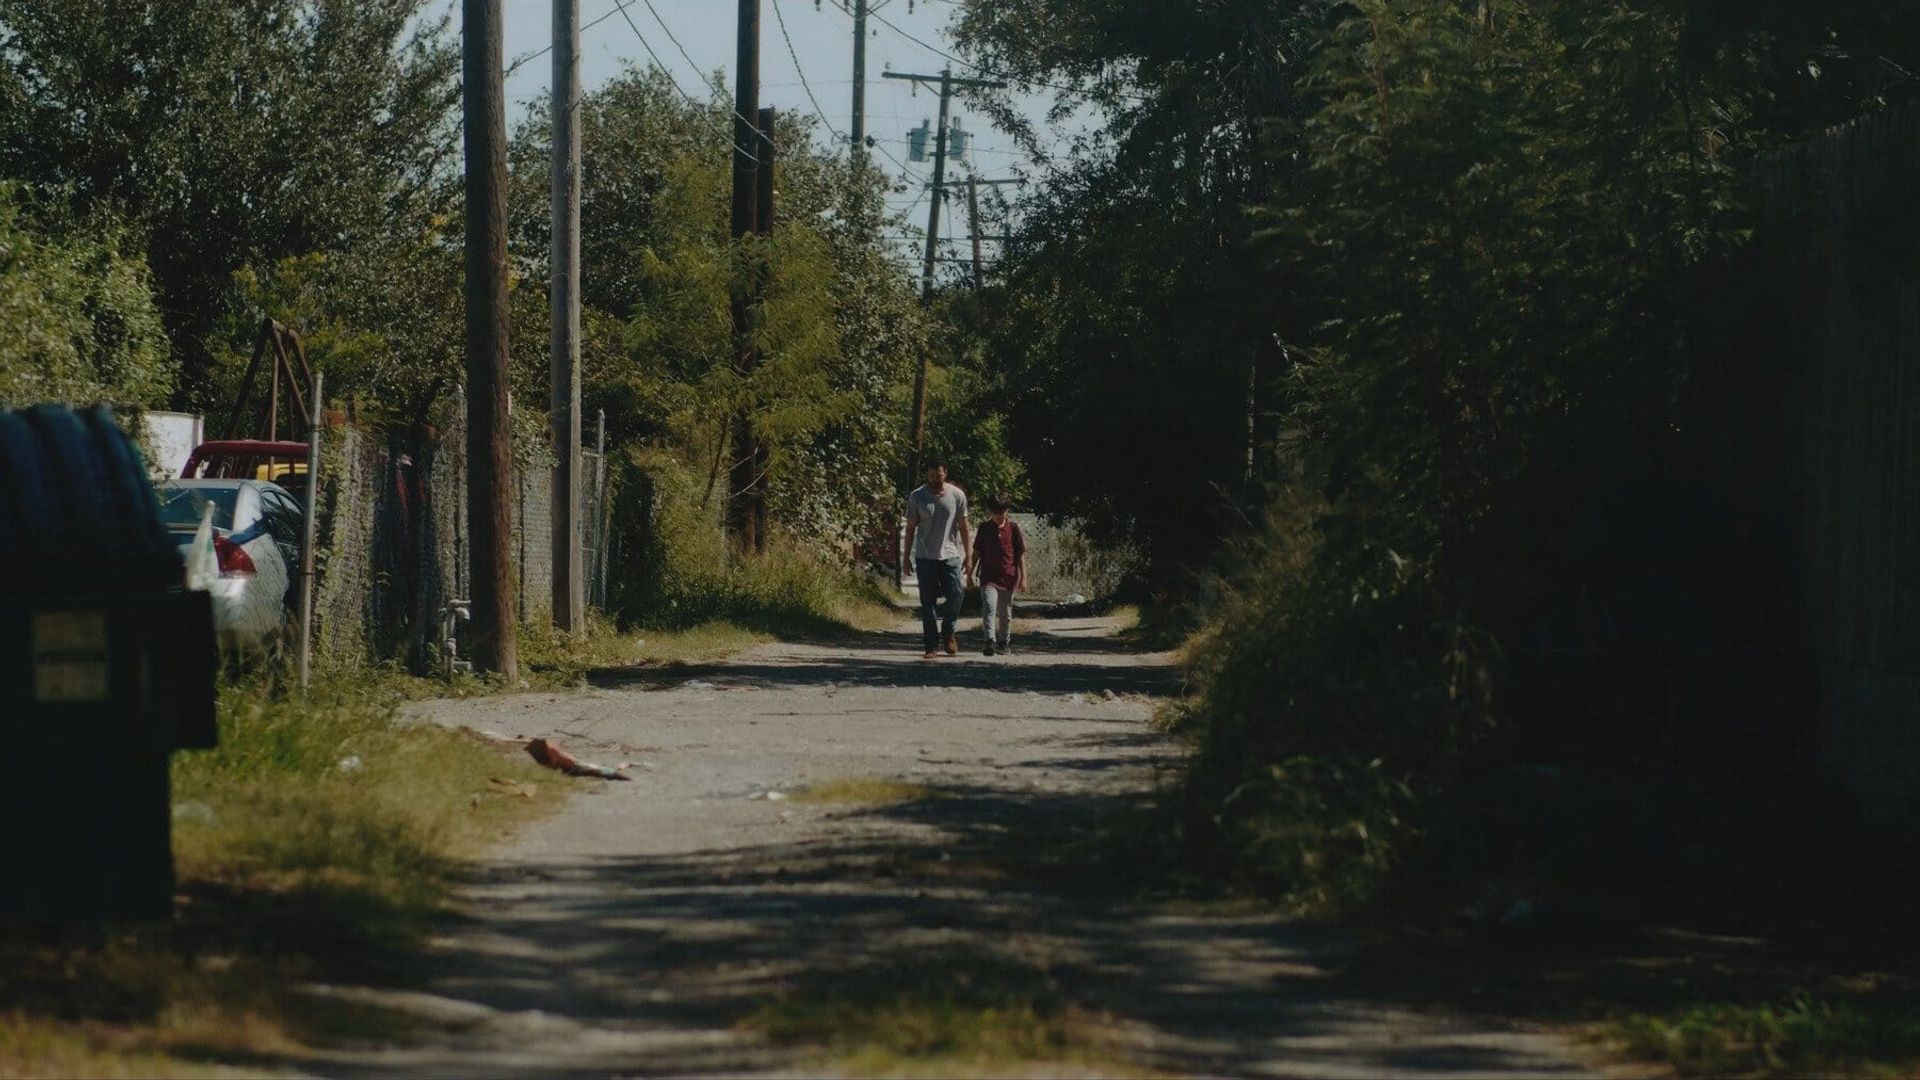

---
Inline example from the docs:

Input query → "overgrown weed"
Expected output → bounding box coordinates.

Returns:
[1611,991,1920,1077]
[745,954,1146,1077]
[606,448,900,639]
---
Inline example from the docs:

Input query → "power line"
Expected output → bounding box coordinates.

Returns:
[874,139,923,177]
[769,0,846,143]
[504,1,627,77]
[893,183,929,225]
[861,6,1149,104]
[639,0,768,137]
[609,0,760,160]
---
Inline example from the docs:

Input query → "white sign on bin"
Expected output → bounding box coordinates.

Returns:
[32,610,112,703]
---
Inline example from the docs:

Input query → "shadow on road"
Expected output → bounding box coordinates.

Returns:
[314,778,1588,1077]
[590,622,1183,699]
[300,614,1589,1077]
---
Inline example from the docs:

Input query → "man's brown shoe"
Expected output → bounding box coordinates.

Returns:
[944,634,958,655]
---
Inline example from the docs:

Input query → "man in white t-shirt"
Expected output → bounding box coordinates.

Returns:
[903,461,971,659]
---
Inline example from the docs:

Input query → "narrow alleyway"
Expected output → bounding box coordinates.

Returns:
[305,616,1594,1078]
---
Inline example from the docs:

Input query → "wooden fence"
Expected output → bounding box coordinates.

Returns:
[1692,103,1920,824]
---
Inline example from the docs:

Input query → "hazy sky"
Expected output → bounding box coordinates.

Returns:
[479,0,1093,274]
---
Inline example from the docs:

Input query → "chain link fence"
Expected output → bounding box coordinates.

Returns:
[1008,513,1141,602]
[308,403,610,672]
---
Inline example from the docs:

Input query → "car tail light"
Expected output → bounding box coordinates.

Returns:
[214,535,255,576]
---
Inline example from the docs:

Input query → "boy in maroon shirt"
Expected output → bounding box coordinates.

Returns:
[970,493,1027,656]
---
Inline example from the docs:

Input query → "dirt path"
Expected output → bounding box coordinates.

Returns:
[306,616,1598,1078]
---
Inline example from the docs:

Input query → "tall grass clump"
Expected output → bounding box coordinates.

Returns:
[170,673,551,933]
[607,448,895,637]
[1165,499,1483,914]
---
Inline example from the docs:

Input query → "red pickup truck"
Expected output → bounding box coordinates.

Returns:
[179,440,311,504]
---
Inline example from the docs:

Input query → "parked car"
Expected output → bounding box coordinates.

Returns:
[157,478,304,651]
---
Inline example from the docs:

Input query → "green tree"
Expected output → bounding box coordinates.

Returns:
[0,184,171,410]
[950,0,1320,576]
[0,0,461,410]
[504,67,928,547]
[1171,0,1759,907]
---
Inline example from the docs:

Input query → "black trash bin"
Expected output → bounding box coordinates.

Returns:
[0,405,218,921]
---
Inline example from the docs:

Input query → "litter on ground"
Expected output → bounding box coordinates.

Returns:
[526,738,632,781]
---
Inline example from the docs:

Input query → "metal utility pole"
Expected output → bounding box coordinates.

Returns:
[462,0,517,679]
[727,0,762,551]
[549,0,584,632]
[850,0,867,161]
[297,371,323,694]
[966,173,984,284]
[882,69,1004,489]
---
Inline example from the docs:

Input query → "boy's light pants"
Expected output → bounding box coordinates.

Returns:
[981,584,1014,648]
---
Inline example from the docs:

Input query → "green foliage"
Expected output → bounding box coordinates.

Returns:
[1615,992,1920,1077]
[607,448,892,636]
[0,0,461,410]
[951,1,1313,574]
[507,67,925,550]
[920,360,1029,506]
[1168,0,1751,910]
[212,224,466,420]
[0,184,171,410]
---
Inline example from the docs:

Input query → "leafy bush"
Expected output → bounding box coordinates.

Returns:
[0,184,172,411]
[1169,0,1749,913]
[607,448,891,635]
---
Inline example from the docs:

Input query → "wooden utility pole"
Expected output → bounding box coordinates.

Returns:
[462,0,518,678]
[727,0,762,551]
[849,0,867,161]
[730,0,760,245]
[919,70,953,306]
[550,0,584,632]
[744,106,777,552]
[966,173,984,284]
[882,69,1004,488]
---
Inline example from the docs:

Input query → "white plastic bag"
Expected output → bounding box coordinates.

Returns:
[183,505,218,590]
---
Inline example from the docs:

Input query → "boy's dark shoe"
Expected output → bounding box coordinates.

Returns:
[983,644,996,656]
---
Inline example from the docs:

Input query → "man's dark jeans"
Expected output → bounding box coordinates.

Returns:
[915,557,964,651]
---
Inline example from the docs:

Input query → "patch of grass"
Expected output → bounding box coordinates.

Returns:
[793,778,936,806]
[619,618,777,666]
[0,674,553,1074]
[606,449,904,640]
[745,957,1147,1077]
[754,997,1134,1077]
[425,566,899,695]
[1610,992,1920,1078]
[0,1012,234,1078]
